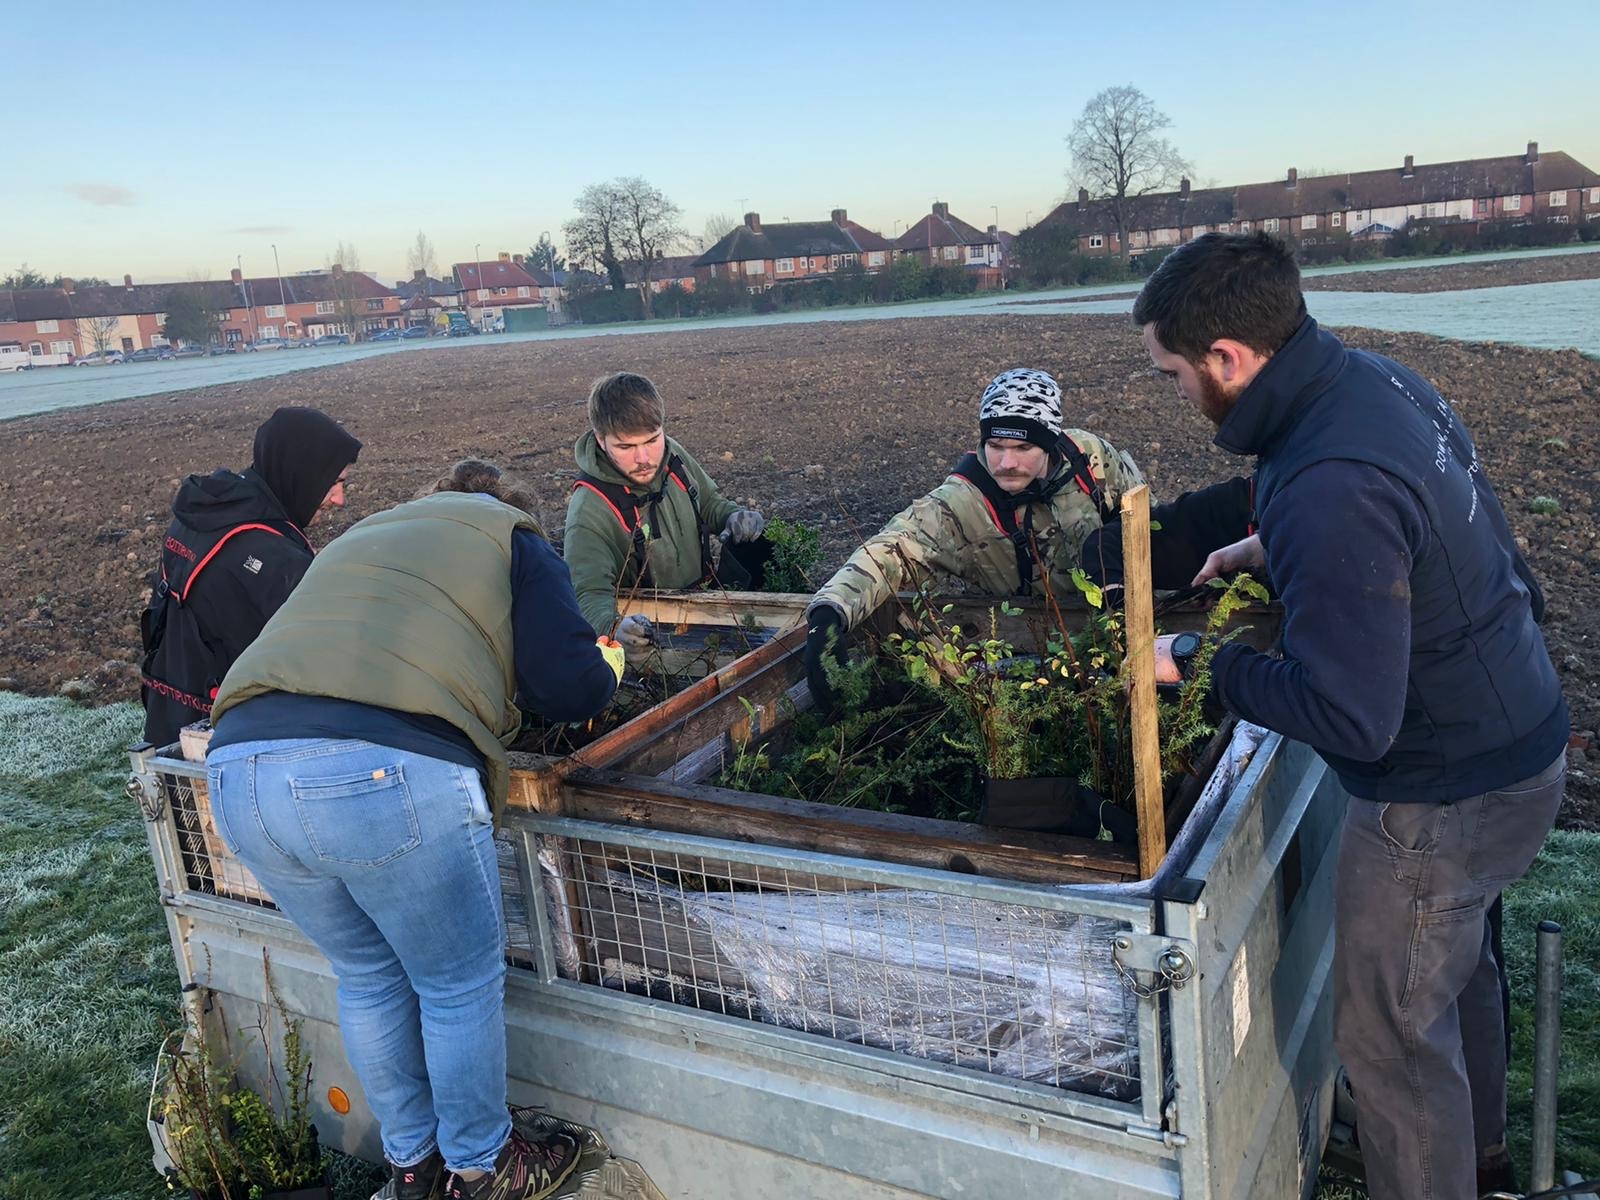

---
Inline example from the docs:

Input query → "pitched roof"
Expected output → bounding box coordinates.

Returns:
[621,254,702,284]
[694,217,893,266]
[393,275,458,300]
[894,207,1000,250]
[454,260,554,291]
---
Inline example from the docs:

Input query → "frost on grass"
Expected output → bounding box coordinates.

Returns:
[0,694,142,784]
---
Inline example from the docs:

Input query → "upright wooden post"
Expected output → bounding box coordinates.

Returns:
[1120,484,1168,879]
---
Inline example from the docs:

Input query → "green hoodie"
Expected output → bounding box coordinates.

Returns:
[564,431,740,635]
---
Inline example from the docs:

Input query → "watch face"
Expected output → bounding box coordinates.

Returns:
[1172,632,1203,658]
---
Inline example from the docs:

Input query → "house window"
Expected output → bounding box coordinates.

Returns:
[942,246,958,260]
[36,319,59,333]
[265,304,285,318]
[493,287,506,296]
[842,253,858,266]
[1088,235,1104,249]
[29,342,43,355]
[517,286,530,297]
[1332,212,1343,228]
[829,255,840,269]
[775,258,794,273]
[743,260,764,275]
[1239,221,1251,233]
[1129,231,1148,247]
[967,245,986,260]
[868,251,885,266]
[316,301,336,314]
[478,288,489,300]
[366,298,386,311]
[1590,188,1600,204]
[1264,219,1279,233]
[1303,214,1318,230]
[50,339,72,354]
[1548,190,1567,207]
[259,325,278,339]
[1505,195,1522,211]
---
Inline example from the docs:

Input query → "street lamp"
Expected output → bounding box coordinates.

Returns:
[271,244,286,337]
[474,242,484,331]
[238,255,258,345]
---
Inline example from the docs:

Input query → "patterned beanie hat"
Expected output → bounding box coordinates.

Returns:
[979,368,1064,452]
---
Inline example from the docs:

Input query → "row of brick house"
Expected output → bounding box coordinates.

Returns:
[1041,143,1600,258]
[689,203,1012,293]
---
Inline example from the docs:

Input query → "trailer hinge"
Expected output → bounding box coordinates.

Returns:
[1125,1122,1190,1149]
[1112,933,1195,997]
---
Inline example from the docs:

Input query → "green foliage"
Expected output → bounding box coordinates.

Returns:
[162,286,223,347]
[228,965,323,1193]
[162,1030,249,1198]
[760,518,821,593]
[887,253,928,300]
[1529,495,1561,515]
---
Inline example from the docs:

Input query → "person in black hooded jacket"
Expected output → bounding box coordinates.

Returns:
[140,407,361,746]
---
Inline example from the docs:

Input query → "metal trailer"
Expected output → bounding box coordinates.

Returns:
[130,597,1347,1200]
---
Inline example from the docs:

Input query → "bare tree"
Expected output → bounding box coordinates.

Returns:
[325,241,367,339]
[405,231,438,279]
[78,313,121,357]
[564,177,686,316]
[1067,85,1190,262]
[698,212,738,253]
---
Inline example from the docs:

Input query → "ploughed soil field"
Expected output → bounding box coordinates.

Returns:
[0,315,1594,822]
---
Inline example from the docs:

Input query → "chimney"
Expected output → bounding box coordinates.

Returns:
[987,224,998,237]
[744,212,761,233]
[655,248,664,258]
[413,268,428,283]
[123,273,134,289]
[932,201,949,219]
[1402,154,1415,178]
[229,268,241,285]
[831,208,848,225]
[61,278,74,294]
[1180,177,1191,199]
[497,251,510,263]
[1526,140,1539,163]
[512,253,525,266]
[1286,168,1298,189]
[1077,187,1089,211]
[331,264,344,279]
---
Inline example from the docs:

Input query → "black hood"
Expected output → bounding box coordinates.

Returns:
[171,467,295,533]
[250,407,362,528]
[1213,317,1347,459]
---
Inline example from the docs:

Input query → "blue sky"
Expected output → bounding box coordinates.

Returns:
[4,0,1597,286]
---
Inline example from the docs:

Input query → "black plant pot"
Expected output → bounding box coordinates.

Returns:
[980,776,1137,844]
[260,1170,333,1200]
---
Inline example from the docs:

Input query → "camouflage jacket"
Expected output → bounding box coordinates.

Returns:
[811,431,1145,629]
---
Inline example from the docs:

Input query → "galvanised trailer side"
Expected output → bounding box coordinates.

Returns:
[130,724,1344,1199]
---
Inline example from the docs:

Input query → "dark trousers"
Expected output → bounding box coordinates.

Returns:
[1332,752,1566,1200]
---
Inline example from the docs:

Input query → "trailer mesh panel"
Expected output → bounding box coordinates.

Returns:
[536,832,1142,1098]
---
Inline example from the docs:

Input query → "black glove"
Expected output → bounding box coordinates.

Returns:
[804,605,848,713]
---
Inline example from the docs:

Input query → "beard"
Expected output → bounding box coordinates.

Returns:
[1198,368,1240,428]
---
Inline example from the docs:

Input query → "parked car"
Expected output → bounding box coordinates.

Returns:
[400,325,432,339]
[75,350,126,366]
[245,337,293,352]
[127,347,176,363]
[290,337,315,349]
[171,345,207,358]
[208,344,238,355]
[311,333,352,346]
[368,328,402,342]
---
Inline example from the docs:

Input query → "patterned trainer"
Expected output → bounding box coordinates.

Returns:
[445,1128,580,1200]
[371,1149,445,1200]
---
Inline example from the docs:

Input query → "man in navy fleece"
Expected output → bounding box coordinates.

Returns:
[1135,233,1568,1200]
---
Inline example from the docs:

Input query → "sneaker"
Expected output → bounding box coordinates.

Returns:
[446,1129,580,1200]
[371,1149,445,1200]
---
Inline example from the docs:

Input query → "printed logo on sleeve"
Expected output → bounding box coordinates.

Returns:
[242,556,263,575]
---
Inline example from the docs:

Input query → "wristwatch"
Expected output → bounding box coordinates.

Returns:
[1170,632,1204,681]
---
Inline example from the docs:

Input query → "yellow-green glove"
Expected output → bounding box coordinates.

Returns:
[596,636,626,685]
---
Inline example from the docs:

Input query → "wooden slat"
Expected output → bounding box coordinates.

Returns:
[620,590,812,632]
[1121,484,1168,879]
[562,769,1138,885]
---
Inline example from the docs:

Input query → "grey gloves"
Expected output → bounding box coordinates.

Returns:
[614,614,656,664]
[723,508,766,543]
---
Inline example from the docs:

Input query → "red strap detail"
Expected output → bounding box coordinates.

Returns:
[950,472,1009,536]
[180,524,286,602]
[572,479,636,532]
[667,470,690,495]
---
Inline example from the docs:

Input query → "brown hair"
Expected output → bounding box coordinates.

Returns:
[587,372,664,440]
[426,458,543,527]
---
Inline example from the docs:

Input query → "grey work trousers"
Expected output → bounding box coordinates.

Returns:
[1332,751,1566,1200]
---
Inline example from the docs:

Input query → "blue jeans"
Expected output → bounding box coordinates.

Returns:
[207,738,509,1174]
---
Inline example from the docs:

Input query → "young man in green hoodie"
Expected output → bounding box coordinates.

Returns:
[563,372,767,658]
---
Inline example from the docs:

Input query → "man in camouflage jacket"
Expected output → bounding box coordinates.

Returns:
[804,368,1145,708]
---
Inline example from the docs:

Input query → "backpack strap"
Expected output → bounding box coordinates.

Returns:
[1055,434,1116,523]
[178,523,294,602]
[950,451,1034,595]
[662,452,714,583]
